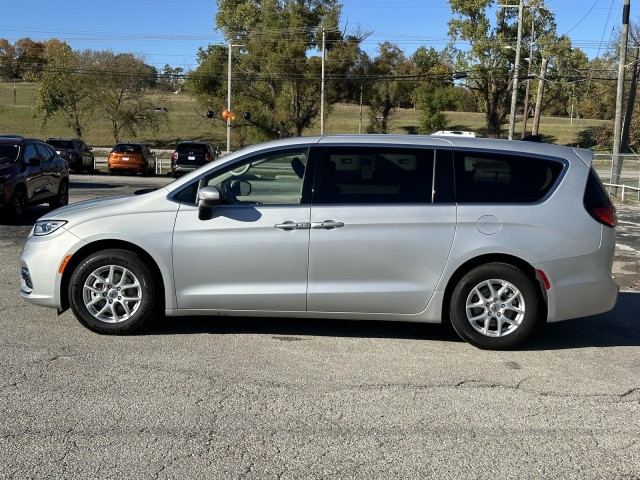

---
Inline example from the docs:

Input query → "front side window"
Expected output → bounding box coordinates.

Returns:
[316,147,435,204]
[22,144,38,164]
[174,148,310,205]
[453,151,564,203]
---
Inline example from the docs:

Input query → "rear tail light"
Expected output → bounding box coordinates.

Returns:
[583,168,617,228]
[172,151,178,165]
[587,205,617,227]
[205,153,211,162]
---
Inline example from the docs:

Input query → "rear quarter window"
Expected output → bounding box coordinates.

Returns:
[453,151,564,203]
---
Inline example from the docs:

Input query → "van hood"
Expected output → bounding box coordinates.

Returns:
[41,186,173,225]
[45,195,132,219]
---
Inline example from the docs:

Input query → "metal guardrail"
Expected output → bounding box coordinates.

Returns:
[603,183,640,202]
[593,153,640,202]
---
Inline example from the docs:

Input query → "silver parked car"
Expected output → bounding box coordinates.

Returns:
[18,135,618,349]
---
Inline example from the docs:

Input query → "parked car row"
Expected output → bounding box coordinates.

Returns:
[0,135,70,223]
[106,140,220,177]
[1,134,223,222]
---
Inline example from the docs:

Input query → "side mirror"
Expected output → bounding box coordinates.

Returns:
[197,185,221,220]
[230,180,251,197]
[26,156,40,166]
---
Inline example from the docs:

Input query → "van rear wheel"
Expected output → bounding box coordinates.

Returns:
[449,263,539,350]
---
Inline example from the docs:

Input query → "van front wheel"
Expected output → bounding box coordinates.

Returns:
[68,249,159,334]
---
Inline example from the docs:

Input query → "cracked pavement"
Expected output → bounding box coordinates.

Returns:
[0,176,639,479]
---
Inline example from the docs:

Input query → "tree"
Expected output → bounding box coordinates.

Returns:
[185,44,229,110]
[448,0,559,137]
[188,0,356,145]
[34,42,95,138]
[158,64,185,92]
[13,38,47,80]
[87,52,163,142]
[0,39,16,80]
[411,46,460,134]
[365,42,410,134]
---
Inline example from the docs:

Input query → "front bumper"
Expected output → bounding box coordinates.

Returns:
[18,227,84,309]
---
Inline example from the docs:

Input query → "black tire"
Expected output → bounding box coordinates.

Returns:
[49,179,69,210]
[5,185,27,222]
[68,249,160,334]
[449,263,540,350]
[108,167,115,176]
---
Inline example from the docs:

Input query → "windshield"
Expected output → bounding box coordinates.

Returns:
[0,144,20,164]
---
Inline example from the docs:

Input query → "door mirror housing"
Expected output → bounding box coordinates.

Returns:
[197,185,221,220]
[26,156,40,166]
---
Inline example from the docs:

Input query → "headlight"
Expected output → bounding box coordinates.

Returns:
[33,220,67,236]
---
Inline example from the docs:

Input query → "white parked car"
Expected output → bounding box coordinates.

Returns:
[18,135,618,349]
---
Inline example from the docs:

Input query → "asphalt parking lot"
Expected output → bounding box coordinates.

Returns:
[1,173,639,479]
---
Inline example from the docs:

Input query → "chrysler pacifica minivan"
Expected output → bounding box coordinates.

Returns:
[19,135,618,349]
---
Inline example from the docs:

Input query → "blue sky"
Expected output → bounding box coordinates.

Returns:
[1,0,627,71]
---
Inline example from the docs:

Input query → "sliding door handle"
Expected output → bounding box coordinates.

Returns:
[311,220,345,230]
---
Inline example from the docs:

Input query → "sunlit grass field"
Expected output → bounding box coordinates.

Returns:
[1,82,608,152]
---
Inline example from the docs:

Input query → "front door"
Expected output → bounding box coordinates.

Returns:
[172,148,313,312]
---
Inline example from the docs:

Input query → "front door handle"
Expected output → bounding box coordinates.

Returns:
[311,220,345,230]
[275,221,310,231]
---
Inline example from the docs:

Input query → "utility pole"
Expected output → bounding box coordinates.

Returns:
[521,16,535,138]
[612,0,630,195]
[359,83,363,134]
[621,49,640,150]
[227,43,232,154]
[508,0,525,140]
[531,57,548,136]
[320,27,326,135]
[226,43,243,154]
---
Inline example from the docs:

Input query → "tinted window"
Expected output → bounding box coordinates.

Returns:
[453,151,563,202]
[48,140,73,149]
[0,143,20,164]
[114,144,142,154]
[583,167,612,207]
[23,144,38,163]
[317,147,434,204]
[35,143,55,162]
[178,143,208,154]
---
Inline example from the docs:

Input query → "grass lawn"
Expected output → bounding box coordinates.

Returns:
[1,82,608,153]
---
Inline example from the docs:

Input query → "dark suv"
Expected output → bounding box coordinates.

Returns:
[0,136,70,222]
[171,141,218,177]
[46,138,94,173]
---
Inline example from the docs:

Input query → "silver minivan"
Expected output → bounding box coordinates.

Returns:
[19,135,618,349]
